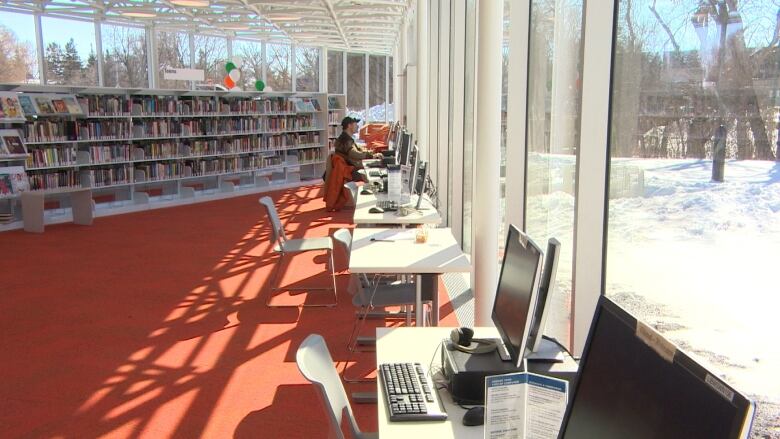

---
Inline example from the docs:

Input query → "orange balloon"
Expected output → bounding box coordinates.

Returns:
[224,75,235,89]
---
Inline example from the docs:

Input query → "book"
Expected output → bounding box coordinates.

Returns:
[34,96,55,115]
[327,96,339,109]
[0,129,27,157]
[52,98,69,114]
[63,96,85,115]
[0,92,26,121]
[18,95,36,116]
[0,166,29,194]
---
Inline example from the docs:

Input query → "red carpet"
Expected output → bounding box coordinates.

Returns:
[0,184,459,438]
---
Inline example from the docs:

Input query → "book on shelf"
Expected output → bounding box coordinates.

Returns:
[327,96,339,110]
[62,96,85,115]
[0,129,28,158]
[33,96,56,115]
[0,92,26,122]
[18,95,36,116]
[0,166,30,196]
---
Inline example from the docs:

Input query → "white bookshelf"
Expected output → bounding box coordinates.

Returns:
[327,94,346,154]
[0,84,330,230]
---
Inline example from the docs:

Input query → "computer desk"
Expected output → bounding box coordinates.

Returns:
[376,327,496,438]
[349,228,471,326]
[353,190,441,226]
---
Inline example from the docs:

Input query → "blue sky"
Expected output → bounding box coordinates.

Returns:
[1,11,97,59]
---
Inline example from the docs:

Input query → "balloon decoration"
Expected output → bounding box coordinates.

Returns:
[254,80,265,91]
[223,58,243,91]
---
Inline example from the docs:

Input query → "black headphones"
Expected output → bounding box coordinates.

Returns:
[449,327,497,355]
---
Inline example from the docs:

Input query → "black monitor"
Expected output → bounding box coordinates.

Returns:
[527,238,560,353]
[491,225,544,368]
[558,297,755,439]
[414,161,428,210]
[398,132,412,166]
[408,144,419,194]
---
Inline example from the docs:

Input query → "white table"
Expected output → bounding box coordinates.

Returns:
[353,190,441,225]
[349,228,471,326]
[376,327,500,438]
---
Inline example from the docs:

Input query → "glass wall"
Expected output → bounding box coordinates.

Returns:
[156,30,190,89]
[347,52,366,120]
[388,57,395,121]
[327,50,344,94]
[605,0,780,404]
[295,46,319,92]
[42,16,98,86]
[368,55,387,121]
[525,0,584,347]
[499,0,510,252]
[233,39,263,90]
[0,12,38,83]
[101,23,148,88]
[266,43,292,91]
[193,35,227,86]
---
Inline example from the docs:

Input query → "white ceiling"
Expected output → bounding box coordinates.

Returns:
[0,0,409,54]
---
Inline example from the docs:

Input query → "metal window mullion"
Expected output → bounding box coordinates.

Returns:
[95,20,104,87]
[507,0,531,231]
[385,54,390,123]
[342,50,347,96]
[189,32,195,90]
[364,53,369,118]
[146,25,156,88]
[291,43,297,92]
[34,13,46,84]
[261,41,267,84]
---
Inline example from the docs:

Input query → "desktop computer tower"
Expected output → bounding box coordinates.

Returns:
[440,340,579,404]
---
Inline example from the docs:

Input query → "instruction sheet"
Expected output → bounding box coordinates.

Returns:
[484,372,568,439]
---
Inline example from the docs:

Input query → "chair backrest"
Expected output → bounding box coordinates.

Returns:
[259,196,286,244]
[343,182,358,207]
[296,334,361,439]
[331,228,352,272]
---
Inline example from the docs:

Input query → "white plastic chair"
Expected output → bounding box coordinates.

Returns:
[343,182,358,207]
[259,196,337,307]
[296,334,377,439]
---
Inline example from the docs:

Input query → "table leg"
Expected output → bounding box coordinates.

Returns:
[415,274,423,326]
[432,274,440,326]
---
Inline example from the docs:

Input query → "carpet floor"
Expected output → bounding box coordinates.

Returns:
[0,184,459,438]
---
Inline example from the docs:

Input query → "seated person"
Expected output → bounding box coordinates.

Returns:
[334,116,383,181]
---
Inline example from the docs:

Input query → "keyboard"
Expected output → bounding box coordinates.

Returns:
[379,362,447,422]
[376,200,398,211]
[365,161,385,168]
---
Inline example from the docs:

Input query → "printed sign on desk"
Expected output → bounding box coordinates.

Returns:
[485,372,568,439]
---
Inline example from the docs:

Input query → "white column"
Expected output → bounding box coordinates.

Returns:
[505,0,531,229]
[34,14,46,84]
[473,0,504,326]
[416,0,429,159]
[398,17,408,125]
[549,0,578,154]
[94,20,104,87]
[571,1,615,355]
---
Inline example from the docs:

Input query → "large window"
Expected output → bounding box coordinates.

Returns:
[266,43,291,91]
[525,0,584,347]
[101,23,148,88]
[499,1,510,251]
[368,55,387,121]
[605,0,779,408]
[347,52,366,120]
[295,46,320,92]
[327,50,344,94]
[0,12,38,83]
[233,39,263,90]
[42,16,98,86]
[388,57,395,121]
[193,35,227,86]
[156,30,190,89]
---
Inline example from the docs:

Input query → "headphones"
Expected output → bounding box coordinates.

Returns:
[449,327,497,355]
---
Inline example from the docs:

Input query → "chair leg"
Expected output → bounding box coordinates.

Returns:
[265,250,338,308]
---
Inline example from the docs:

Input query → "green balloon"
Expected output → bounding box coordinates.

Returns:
[225,62,236,73]
[255,80,265,91]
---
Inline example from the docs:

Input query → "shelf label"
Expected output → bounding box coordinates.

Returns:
[163,68,205,81]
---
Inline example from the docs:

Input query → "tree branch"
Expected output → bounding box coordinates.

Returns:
[649,0,681,52]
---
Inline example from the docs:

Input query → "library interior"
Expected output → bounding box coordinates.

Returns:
[1,0,779,438]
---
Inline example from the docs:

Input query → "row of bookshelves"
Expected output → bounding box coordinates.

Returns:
[4,93,323,119]
[25,140,325,169]
[23,115,319,143]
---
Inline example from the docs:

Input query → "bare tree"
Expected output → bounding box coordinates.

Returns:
[0,25,37,83]
[102,24,148,88]
[266,43,291,91]
[157,31,190,89]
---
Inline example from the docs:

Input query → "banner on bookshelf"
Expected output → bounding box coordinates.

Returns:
[163,68,205,81]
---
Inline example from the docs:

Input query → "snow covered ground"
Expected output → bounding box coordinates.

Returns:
[528,156,780,436]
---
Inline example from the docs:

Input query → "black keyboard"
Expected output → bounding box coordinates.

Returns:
[366,161,385,168]
[376,200,398,211]
[379,362,447,422]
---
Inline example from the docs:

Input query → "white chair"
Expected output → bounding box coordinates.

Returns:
[259,196,337,308]
[343,182,358,207]
[296,334,377,439]
[332,228,431,381]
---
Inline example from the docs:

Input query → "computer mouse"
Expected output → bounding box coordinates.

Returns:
[462,406,484,426]
[369,207,384,214]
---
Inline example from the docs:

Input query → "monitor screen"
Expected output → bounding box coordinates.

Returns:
[527,238,560,353]
[408,145,419,194]
[492,225,543,368]
[559,297,754,439]
[398,132,410,166]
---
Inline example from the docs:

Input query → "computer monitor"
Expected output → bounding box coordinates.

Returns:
[398,132,412,166]
[558,296,755,439]
[491,225,544,368]
[526,238,560,353]
[408,144,419,194]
